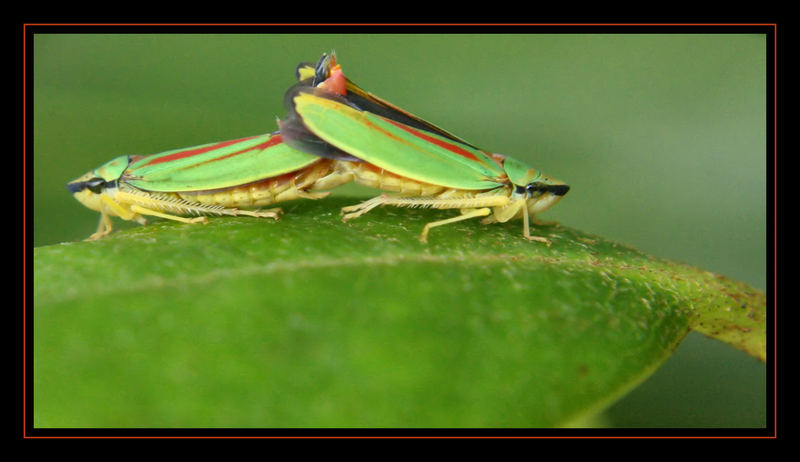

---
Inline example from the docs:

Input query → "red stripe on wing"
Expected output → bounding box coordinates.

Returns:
[191,134,285,168]
[382,118,481,163]
[140,135,263,167]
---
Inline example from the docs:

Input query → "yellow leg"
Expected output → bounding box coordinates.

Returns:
[100,194,137,220]
[295,190,331,200]
[340,194,513,242]
[114,189,282,220]
[87,212,114,241]
[84,195,134,240]
[341,194,510,221]
[88,191,282,240]
[521,205,551,246]
[340,195,387,221]
[482,199,551,245]
[232,208,282,219]
[129,204,208,225]
[310,170,354,192]
[87,196,148,240]
[419,208,492,243]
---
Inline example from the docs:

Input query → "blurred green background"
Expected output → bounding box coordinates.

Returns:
[33,33,767,427]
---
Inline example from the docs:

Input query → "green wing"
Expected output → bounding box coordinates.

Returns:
[290,90,505,191]
[342,78,482,149]
[298,52,480,148]
[125,133,319,192]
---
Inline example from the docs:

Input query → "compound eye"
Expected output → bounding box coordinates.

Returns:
[526,182,549,197]
[86,178,105,194]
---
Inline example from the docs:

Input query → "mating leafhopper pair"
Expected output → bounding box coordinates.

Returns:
[68,53,569,243]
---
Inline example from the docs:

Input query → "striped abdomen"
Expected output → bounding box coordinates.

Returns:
[177,159,337,208]
[336,161,448,196]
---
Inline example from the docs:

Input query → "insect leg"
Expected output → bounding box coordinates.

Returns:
[419,208,492,243]
[481,199,551,244]
[522,205,551,246]
[340,195,388,221]
[118,188,283,220]
[87,211,114,241]
[99,194,138,220]
[295,190,331,200]
[233,208,283,219]
[341,194,509,221]
[129,204,209,225]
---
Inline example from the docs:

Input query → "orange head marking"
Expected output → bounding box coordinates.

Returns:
[319,66,347,96]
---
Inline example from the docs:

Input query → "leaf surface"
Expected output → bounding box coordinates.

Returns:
[33,198,766,427]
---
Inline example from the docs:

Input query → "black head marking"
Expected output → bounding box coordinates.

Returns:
[66,178,105,194]
[548,184,570,196]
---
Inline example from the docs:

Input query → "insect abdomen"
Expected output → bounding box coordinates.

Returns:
[178,160,336,207]
[337,161,447,196]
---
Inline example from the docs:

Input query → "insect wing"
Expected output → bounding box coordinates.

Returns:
[125,133,320,192]
[296,52,478,148]
[290,90,506,191]
[342,78,483,150]
[280,85,363,162]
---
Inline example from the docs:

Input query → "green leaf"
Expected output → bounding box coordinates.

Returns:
[33,198,766,428]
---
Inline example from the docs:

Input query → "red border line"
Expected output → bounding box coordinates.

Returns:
[23,23,778,439]
[23,24,27,436]
[23,23,778,26]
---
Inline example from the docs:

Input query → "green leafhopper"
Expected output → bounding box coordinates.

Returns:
[281,53,570,244]
[67,132,349,240]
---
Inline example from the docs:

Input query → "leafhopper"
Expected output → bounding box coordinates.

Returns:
[67,132,349,240]
[281,53,570,244]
